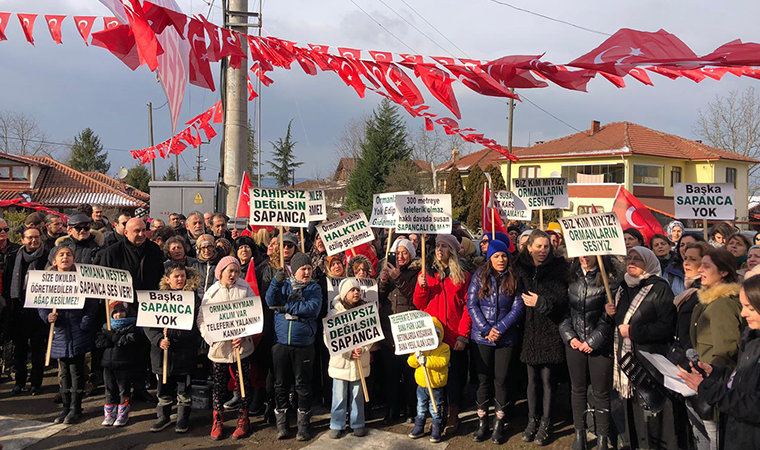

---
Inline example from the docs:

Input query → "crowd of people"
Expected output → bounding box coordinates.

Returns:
[1,204,760,450]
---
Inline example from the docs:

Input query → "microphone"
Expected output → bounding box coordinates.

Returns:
[686,349,707,378]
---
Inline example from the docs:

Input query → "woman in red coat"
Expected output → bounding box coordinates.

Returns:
[414,234,472,435]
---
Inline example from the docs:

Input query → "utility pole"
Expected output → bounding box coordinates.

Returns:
[148,102,155,181]
[506,88,516,188]
[257,0,262,187]
[196,143,203,181]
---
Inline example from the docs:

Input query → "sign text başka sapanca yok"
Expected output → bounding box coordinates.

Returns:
[673,183,735,220]
[136,290,195,330]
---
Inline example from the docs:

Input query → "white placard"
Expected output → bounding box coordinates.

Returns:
[558,212,626,258]
[326,277,379,313]
[512,177,569,210]
[394,194,452,234]
[136,290,196,331]
[316,211,375,256]
[201,296,264,344]
[24,270,83,310]
[307,189,327,221]
[389,310,439,355]
[76,264,134,303]
[493,190,530,221]
[674,183,735,220]
[370,191,414,228]
[323,301,384,357]
[249,188,309,227]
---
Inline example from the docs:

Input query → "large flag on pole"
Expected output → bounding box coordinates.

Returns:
[235,172,254,218]
[612,186,664,245]
[481,182,508,236]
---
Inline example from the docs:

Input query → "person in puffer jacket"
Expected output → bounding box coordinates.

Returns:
[40,245,98,425]
[558,255,622,450]
[467,238,523,444]
[97,301,138,428]
[265,252,322,442]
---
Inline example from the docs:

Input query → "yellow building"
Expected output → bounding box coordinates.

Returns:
[500,121,758,221]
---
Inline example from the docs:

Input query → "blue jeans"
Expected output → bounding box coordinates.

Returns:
[330,379,365,430]
[416,385,445,421]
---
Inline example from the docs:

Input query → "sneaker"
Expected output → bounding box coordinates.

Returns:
[30,386,41,396]
[102,404,117,426]
[114,402,130,427]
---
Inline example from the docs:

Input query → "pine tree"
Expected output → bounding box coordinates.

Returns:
[247,119,258,186]
[68,128,111,173]
[125,164,151,193]
[162,163,178,181]
[464,165,487,231]
[267,120,302,187]
[485,164,507,191]
[346,99,412,215]
[445,169,467,222]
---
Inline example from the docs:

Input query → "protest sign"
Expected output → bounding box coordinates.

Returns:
[307,189,327,221]
[76,264,134,303]
[136,290,196,331]
[674,183,735,220]
[394,194,452,234]
[370,191,413,228]
[389,310,439,355]
[558,212,626,258]
[323,301,384,357]
[326,277,378,313]
[249,188,309,227]
[512,177,569,210]
[316,211,375,256]
[493,190,530,221]
[24,270,83,310]
[201,297,264,344]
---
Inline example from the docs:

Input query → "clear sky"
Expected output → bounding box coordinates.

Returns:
[1,0,759,182]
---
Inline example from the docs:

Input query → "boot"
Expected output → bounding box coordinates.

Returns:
[54,392,71,424]
[572,428,588,450]
[150,404,172,432]
[275,409,289,439]
[383,406,398,425]
[521,415,540,442]
[534,416,551,446]
[232,409,250,440]
[64,391,83,424]
[595,435,609,450]
[175,405,191,433]
[210,410,224,440]
[264,400,276,424]
[101,404,117,427]
[429,418,442,443]
[444,404,460,435]
[296,409,312,441]
[408,417,426,439]
[248,388,265,415]
[114,400,130,427]
[472,409,489,442]
[224,390,241,411]
[491,414,506,444]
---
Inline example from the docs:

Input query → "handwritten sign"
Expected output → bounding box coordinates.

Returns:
[674,183,735,220]
[76,264,134,303]
[493,190,530,221]
[370,191,413,228]
[316,211,375,256]
[323,302,384,357]
[24,270,83,310]
[394,194,452,234]
[307,189,327,221]
[201,297,264,344]
[512,177,568,210]
[389,310,439,355]
[249,188,309,227]
[558,212,626,258]
[137,290,196,330]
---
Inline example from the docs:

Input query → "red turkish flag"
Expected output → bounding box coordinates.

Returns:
[103,17,121,30]
[235,172,254,218]
[425,117,434,131]
[483,55,549,89]
[141,3,186,38]
[247,74,258,100]
[187,18,215,91]
[612,187,664,246]
[44,15,65,44]
[293,47,318,75]
[362,61,405,104]
[338,47,362,60]
[700,39,760,67]
[369,50,393,63]
[414,64,461,119]
[568,28,698,76]
[531,64,595,92]
[260,37,295,69]
[168,137,187,155]
[445,60,520,99]
[219,29,245,69]
[334,55,367,98]
[123,0,162,71]
[73,16,96,45]
[17,13,37,45]
[198,15,220,63]
[399,53,425,68]
[628,67,653,86]
[244,257,260,297]
[246,35,274,72]
[647,66,682,80]
[212,101,223,124]
[91,24,141,70]
[0,12,11,41]
[384,63,424,106]
[251,63,274,86]
[599,71,626,88]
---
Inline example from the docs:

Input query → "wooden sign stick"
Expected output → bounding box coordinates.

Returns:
[45,308,56,366]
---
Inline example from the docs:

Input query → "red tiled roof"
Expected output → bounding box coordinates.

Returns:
[85,171,151,201]
[413,159,432,172]
[508,122,759,163]
[437,147,523,172]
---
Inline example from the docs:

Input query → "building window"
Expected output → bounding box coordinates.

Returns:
[562,163,624,184]
[726,167,737,188]
[578,205,605,214]
[671,167,682,186]
[633,164,663,185]
[11,166,28,181]
[519,166,541,178]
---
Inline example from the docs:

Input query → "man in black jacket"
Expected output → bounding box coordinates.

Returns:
[55,213,103,265]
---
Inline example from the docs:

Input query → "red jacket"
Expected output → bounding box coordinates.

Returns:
[414,269,472,348]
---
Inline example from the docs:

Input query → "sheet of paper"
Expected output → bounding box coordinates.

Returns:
[639,350,696,397]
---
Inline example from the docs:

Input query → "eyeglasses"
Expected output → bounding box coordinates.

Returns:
[73,225,91,231]
[119,222,128,227]
[199,245,214,251]
[624,256,645,263]
[283,243,295,249]
[0,227,9,233]
[23,235,41,241]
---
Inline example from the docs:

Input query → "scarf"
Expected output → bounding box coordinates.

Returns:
[111,317,136,329]
[623,246,661,288]
[673,285,699,311]
[10,245,46,299]
[310,247,327,275]
[290,277,309,291]
[613,283,654,399]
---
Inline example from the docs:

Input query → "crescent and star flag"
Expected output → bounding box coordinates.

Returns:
[235,172,254,218]
[17,13,36,46]
[612,187,664,246]
[44,15,65,44]
[74,16,96,45]
[481,181,510,250]
[414,64,461,119]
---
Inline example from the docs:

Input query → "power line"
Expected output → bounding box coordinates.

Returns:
[348,0,419,54]
[484,0,611,36]
[2,135,132,153]
[398,0,471,58]
[375,0,456,57]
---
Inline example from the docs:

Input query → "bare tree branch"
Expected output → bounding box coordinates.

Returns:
[0,110,56,157]
[334,114,370,163]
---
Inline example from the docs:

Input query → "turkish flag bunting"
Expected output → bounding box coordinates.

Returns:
[699,39,760,67]
[445,60,519,99]
[0,12,11,41]
[198,15,220,63]
[73,16,96,45]
[612,187,664,246]
[627,67,653,86]
[246,36,274,72]
[187,18,215,91]
[425,117,434,131]
[168,138,187,155]
[482,56,549,89]
[334,56,367,98]
[124,0,163,71]
[44,15,65,44]
[646,66,682,80]
[17,13,37,46]
[338,47,362,60]
[568,28,698,76]
[599,71,626,88]
[293,47,318,75]
[260,37,295,69]
[212,101,223,124]
[531,65,595,92]
[399,53,425,68]
[91,24,141,70]
[247,74,258,100]
[414,64,461,119]
[235,172,254,218]
[219,29,246,64]
[384,63,424,106]
[363,61,405,104]
[369,50,393,63]
[142,2,171,35]
[251,63,274,86]
[103,17,121,30]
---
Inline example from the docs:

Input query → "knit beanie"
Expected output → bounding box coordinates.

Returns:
[290,252,312,273]
[215,255,241,280]
[436,234,461,254]
[486,239,510,261]
[391,238,416,259]
[338,278,361,301]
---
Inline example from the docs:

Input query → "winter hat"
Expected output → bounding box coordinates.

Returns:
[290,252,312,273]
[488,232,511,249]
[215,255,241,280]
[338,278,361,301]
[67,213,91,227]
[281,232,298,247]
[196,234,215,249]
[486,239,510,261]
[391,238,416,259]
[325,254,344,267]
[436,234,461,254]
[110,301,127,317]
[547,222,562,234]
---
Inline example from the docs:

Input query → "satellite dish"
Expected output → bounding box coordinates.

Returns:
[117,167,129,180]
[550,171,561,178]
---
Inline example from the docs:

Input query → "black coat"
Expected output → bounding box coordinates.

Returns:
[515,251,569,365]
[700,328,760,449]
[54,231,104,265]
[0,242,20,300]
[668,281,701,366]
[96,322,139,369]
[98,239,164,298]
[612,276,675,356]
[378,258,421,348]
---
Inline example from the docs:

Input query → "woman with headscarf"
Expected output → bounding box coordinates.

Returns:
[192,234,220,300]
[605,246,677,450]
[664,233,706,296]
[623,228,646,251]
[666,221,684,247]
[233,236,256,276]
